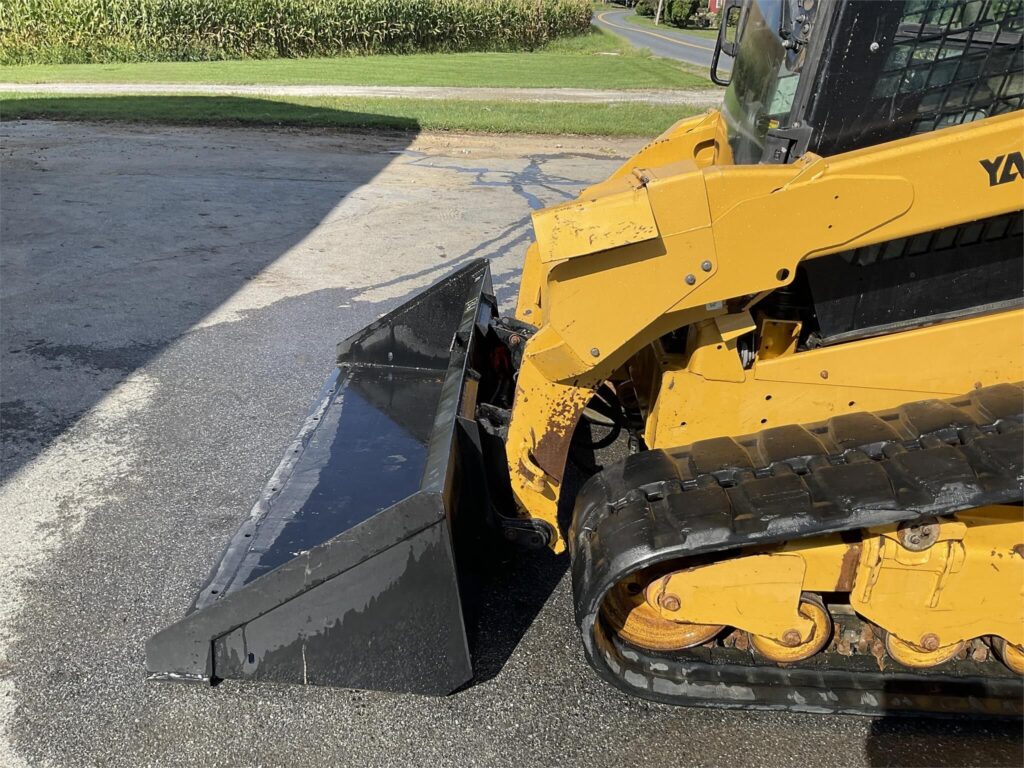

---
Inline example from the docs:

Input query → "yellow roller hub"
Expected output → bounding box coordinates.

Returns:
[885,633,965,669]
[993,638,1024,675]
[601,577,723,652]
[749,596,832,663]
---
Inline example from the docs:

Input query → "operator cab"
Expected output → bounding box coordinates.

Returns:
[713,0,1024,164]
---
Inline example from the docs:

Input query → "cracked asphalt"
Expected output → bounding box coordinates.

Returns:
[1,120,1020,768]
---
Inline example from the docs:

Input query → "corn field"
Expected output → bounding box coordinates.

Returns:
[0,0,593,64]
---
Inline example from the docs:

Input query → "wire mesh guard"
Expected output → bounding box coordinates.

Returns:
[873,0,1024,133]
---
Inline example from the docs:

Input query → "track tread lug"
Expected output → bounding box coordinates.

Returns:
[827,411,904,448]
[899,399,976,439]
[755,424,829,465]
[688,436,754,475]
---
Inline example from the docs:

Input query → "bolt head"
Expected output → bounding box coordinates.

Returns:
[590,347,600,358]
[921,633,940,651]
[685,274,696,285]
[819,370,829,379]
[899,520,939,551]
[659,594,681,612]
[869,41,880,52]
[701,260,713,272]
[782,630,802,647]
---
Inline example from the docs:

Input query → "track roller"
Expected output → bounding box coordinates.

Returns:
[601,574,723,652]
[748,594,833,664]
[884,633,966,669]
[992,638,1024,675]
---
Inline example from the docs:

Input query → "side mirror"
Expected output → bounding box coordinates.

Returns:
[711,0,746,86]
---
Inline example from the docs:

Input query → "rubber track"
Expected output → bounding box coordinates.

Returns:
[569,383,1024,716]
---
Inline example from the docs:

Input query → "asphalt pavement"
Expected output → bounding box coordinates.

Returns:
[1,120,1020,768]
[593,7,731,73]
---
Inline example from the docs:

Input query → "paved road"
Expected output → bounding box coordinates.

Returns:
[0,81,720,106]
[594,8,731,73]
[1,120,1020,768]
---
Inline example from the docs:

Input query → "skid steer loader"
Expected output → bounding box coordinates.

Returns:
[148,0,1024,715]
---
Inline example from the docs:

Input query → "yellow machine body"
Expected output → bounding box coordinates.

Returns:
[504,108,1024,674]
[508,109,1023,548]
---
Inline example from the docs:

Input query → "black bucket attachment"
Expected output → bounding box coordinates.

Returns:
[147,259,498,694]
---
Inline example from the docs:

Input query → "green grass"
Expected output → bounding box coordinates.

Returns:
[0,93,700,135]
[622,12,721,40]
[0,29,710,90]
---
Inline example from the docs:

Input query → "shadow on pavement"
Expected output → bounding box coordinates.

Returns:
[462,544,570,686]
[0,96,418,478]
[459,454,597,686]
[0,94,421,132]
[864,715,1022,767]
